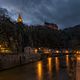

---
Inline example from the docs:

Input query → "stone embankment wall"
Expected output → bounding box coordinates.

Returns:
[0,53,41,70]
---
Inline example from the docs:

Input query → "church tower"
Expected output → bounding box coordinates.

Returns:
[17,14,23,23]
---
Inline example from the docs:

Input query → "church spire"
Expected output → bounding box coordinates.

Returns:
[17,14,23,23]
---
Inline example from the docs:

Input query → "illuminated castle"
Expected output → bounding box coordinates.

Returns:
[17,14,23,23]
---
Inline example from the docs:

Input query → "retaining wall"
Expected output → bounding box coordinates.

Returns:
[0,53,41,70]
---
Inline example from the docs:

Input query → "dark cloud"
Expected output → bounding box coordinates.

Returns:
[0,0,80,28]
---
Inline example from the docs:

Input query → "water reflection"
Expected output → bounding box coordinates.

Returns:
[66,55,70,73]
[55,57,59,71]
[48,57,52,72]
[47,57,52,80]
[37,61,43,80]
[55,57,60,80]
[0,54,77,80]
[36,54,77,80]
[77,55,80,61]
[66,55,69,67]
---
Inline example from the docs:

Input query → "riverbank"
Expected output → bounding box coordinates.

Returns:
[0,53,41,71]
[0,56,77,80]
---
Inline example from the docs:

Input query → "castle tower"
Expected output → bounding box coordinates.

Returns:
[17,14,23,23]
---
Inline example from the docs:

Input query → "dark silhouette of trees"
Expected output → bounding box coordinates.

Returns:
[0,8,80,53]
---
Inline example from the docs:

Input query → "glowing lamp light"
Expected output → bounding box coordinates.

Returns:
[56,50,59,53]
[77,57,80,61]
[35,49,38,53]
[76,51,78,54]
[1,48,5,50]
[65,50,69,53]
[39,48,41,50]
[76,51,80,54]
[78,51,80,54]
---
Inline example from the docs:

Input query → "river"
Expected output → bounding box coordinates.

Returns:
[0,55,78,80]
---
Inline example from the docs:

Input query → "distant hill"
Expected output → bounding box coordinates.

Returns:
[63,25,80,49]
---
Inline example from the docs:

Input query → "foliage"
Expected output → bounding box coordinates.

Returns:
[0,8,80,53]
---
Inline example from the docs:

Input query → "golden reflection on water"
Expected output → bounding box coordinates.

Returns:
[55,57,59,71]
[77,55,80,61]
[48,57,52,72]
[66,55,69,67]
[55,57,59,80]
[37,61,42,80]
[47,57,52,79]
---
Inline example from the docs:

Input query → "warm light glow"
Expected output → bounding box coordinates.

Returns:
[0,45,1,48]
[44,51,49,54]
[66,55,69,67]
[1,48,5,50]
[43,48,50,54]
[34,49,38,54]
[77,55,80,61]
[76,51,80,54]
[0,46,11,53]
[55,57,59,71]
[56,50,59,53]
[48,57,52,71]
[77,57,80,60]
[65,50,69,53]
[0,44,11,53]
[1,49,5,53]
[49,49,51,51]
[47,57,52,79]
[17,14,23,23]
[76,51,78,54]
[1,49,11,53]
[37,61,42,80]
[39,48,41,50]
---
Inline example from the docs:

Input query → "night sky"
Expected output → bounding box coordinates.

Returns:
[0,0,80,28]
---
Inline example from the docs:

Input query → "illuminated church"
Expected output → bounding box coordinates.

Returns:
[17,14,23,23]
[17,14,58,30]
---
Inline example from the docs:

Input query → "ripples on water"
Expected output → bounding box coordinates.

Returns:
[37,55,76,80]
[0,54,77,80]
